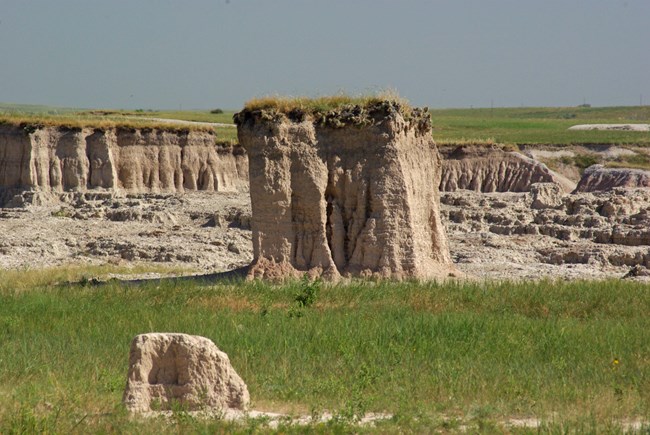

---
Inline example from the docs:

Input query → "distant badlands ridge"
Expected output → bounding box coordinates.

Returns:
[0,122,648,206]
[0,124,248,205]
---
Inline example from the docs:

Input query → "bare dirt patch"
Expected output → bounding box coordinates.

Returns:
[0,191,252,274]
[2,186,649,282]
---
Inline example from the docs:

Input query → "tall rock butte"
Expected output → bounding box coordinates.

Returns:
[235,99,455,280]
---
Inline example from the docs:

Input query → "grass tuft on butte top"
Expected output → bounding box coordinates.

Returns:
[243,91,412,115]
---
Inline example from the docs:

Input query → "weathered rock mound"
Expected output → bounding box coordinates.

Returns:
[0,125,248,205]
[574,164,650,192]
[442,184,650,269]
[236,101,455,280]
[439,146,576,193]
[123,333,249,413]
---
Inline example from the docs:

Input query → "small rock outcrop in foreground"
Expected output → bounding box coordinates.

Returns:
[235,98,455,280]
[123,333,249,413]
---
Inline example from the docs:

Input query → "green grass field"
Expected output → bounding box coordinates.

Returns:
[0,106,238,145]
[145,104,650,147]
[2,102,648,148]
[429,106,650,146]
[133,105,650,147]
[1,271,649,433]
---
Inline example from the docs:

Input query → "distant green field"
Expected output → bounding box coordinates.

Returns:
[107,105,650,147]
[2,102,649,146]
[0,102,79,115]
[430,106,650,146]
[0,104,238,144]
[90,105,650,147]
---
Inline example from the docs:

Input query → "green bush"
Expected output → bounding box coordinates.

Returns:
[573,154,599,170]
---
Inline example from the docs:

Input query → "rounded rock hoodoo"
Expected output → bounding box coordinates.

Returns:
[123,333,249,413]
[235,96,456,280]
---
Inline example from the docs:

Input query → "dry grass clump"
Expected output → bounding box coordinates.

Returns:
[236,91,428,129]
[243,91,412,115]
[435,137,498,147]
[0,113,215,133]
[605,152,650,171]
[0,263,194,294]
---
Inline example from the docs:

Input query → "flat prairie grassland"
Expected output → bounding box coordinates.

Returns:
[1,271,650,433]
[0,113,238,146]
[430,106,650,146]
[149,104,650,146]
[2,102,649,146]
[154,105,650,147]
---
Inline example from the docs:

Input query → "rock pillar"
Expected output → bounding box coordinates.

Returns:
[236,100,455,280]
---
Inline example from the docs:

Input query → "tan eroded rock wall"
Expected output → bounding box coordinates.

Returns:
[574,164,650,192]
[0,125,248,201]
[440,146,576,193]
[237,103,455,280]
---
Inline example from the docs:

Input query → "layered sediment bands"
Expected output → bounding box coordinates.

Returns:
[439,146,576,193]
[236,102,455,280]
[574,164,650,192]
[0,125,247,203]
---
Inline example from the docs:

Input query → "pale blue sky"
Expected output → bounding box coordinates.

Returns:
[1,0,648,110]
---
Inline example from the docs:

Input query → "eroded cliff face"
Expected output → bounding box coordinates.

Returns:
[236,102,455,280]
[439,146,576,193]
[574,164,650,192]
[0,125,247,204]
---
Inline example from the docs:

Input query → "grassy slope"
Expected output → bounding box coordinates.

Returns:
[1,275,649,432]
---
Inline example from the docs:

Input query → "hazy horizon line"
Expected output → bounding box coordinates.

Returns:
[2,100,648,113]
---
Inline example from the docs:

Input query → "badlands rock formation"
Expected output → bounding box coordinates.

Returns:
[123,333,249,413]
[0,125,247,205]
[0,191,253,272]
[439,145,576,193]
[442,184,650,275]
[574,164,650,192]
[235,101,455,280]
